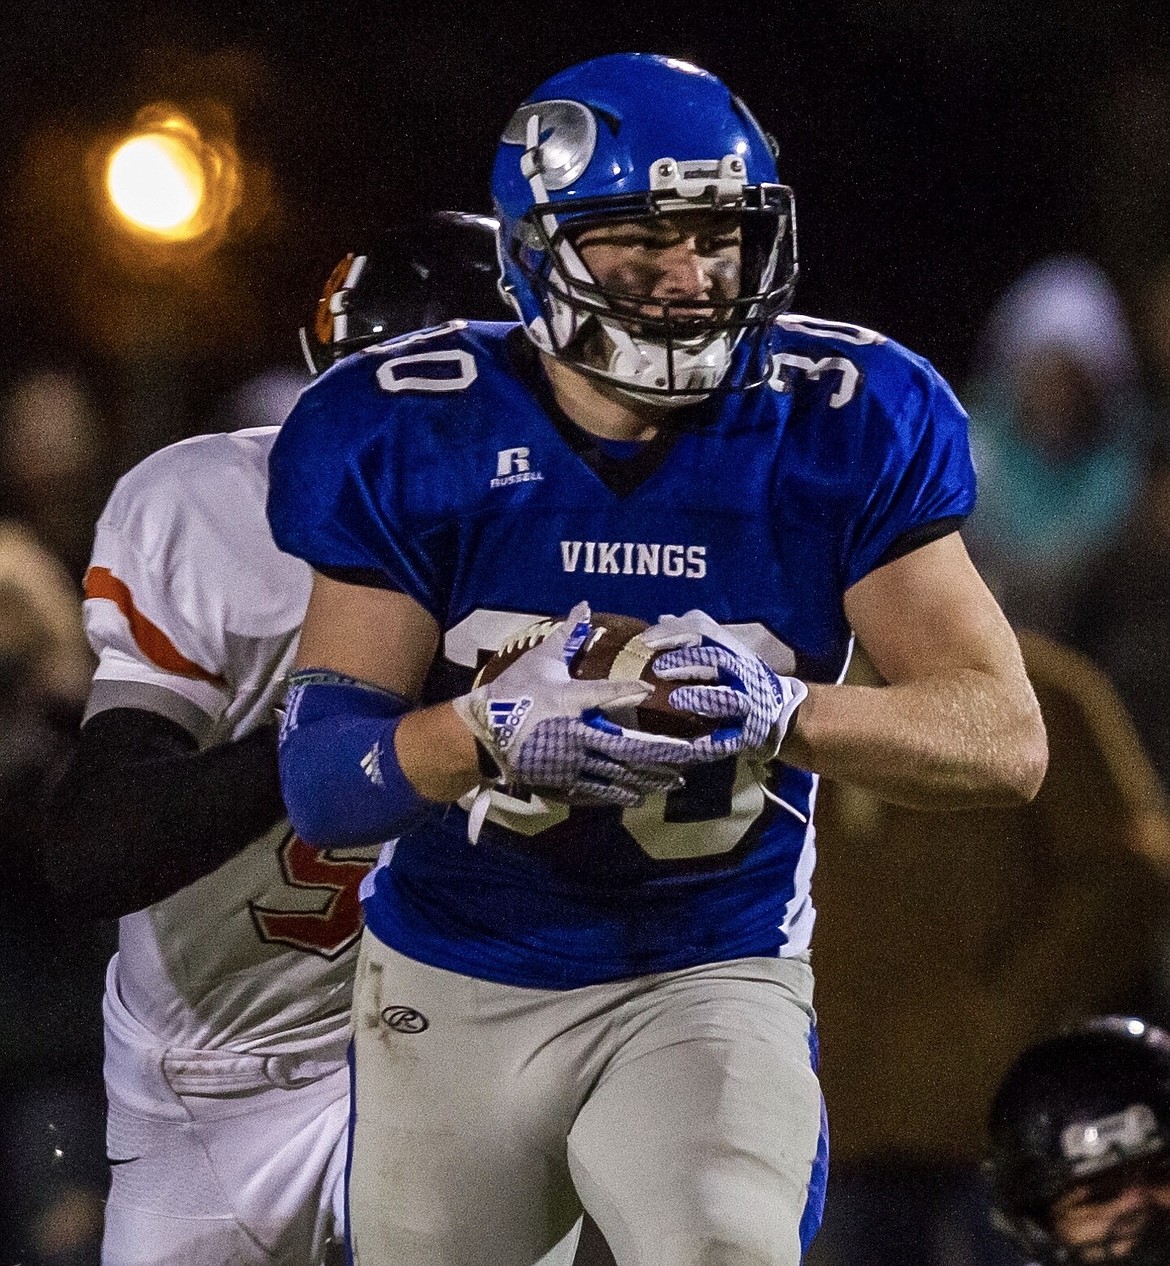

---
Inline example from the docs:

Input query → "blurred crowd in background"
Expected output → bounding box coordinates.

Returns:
[6,11,1170,1266]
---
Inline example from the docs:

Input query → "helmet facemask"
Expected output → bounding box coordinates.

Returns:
[994,1187,1170,1266]
[989,1095,1170,1266]
[1042,1154,1170,1266]
[1056,1205,1170,1266]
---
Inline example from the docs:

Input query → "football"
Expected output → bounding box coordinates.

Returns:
[474,611,715,739]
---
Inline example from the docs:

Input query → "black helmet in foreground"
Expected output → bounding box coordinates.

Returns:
[985,1017,1170,1266]
[300,211,504,374]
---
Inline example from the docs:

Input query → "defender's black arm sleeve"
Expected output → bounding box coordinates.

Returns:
[44,707,286,919]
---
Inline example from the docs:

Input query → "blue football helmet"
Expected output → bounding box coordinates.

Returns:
[491,54,797,403]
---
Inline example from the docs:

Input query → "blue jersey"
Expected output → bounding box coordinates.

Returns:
[267,316,975,988]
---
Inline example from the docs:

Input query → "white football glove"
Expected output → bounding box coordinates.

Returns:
[642,610,808,764]
[452,601,693,808]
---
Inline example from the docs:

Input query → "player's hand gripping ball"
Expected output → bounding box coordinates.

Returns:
[454,602,698,809]
[641,610,808,762]
[475,611,719,740]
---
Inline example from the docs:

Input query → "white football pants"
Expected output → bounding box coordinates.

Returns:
[348,933,826,1266]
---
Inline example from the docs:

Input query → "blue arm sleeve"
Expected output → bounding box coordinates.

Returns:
[278,671,434,847]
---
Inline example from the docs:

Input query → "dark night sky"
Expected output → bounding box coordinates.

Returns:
[3,0,1169,409]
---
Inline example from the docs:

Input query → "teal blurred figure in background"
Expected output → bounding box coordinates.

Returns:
[963,256,1159,639]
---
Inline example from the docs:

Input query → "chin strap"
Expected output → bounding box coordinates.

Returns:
[601,320,734,402]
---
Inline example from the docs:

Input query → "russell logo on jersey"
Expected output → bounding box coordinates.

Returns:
[487,447,710,580]
[491,446,544,488]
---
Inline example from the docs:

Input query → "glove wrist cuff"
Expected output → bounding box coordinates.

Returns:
[451,689,531,779]
[450,689,489,743]
[760,700,801,762]
[475,737,502,780]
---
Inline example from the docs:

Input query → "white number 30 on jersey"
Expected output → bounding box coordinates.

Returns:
[369,323,479,394]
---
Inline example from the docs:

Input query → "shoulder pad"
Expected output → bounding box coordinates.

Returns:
[107,428,278,521]
[770,312,954,419]
[289,321,525,454]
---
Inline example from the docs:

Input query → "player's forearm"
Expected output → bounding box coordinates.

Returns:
[780,669,1047,809]
[45,709,287,917]
[277,675,478,847]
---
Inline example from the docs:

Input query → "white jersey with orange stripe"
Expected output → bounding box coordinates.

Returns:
[83,426,378,1055]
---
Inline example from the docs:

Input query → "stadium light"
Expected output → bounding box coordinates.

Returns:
[106,132,206,236]
[99,108,239,247]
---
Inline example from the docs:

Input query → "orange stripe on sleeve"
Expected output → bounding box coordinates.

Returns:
[84,565,228,688]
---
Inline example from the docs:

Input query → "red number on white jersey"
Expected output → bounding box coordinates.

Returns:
[249,833,373,959]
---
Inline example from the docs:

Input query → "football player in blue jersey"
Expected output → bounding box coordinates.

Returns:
[267,53,1048,1266]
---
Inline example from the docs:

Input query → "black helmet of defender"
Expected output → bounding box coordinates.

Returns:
[986,1017,1170,1266]
[300,211,504,374]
